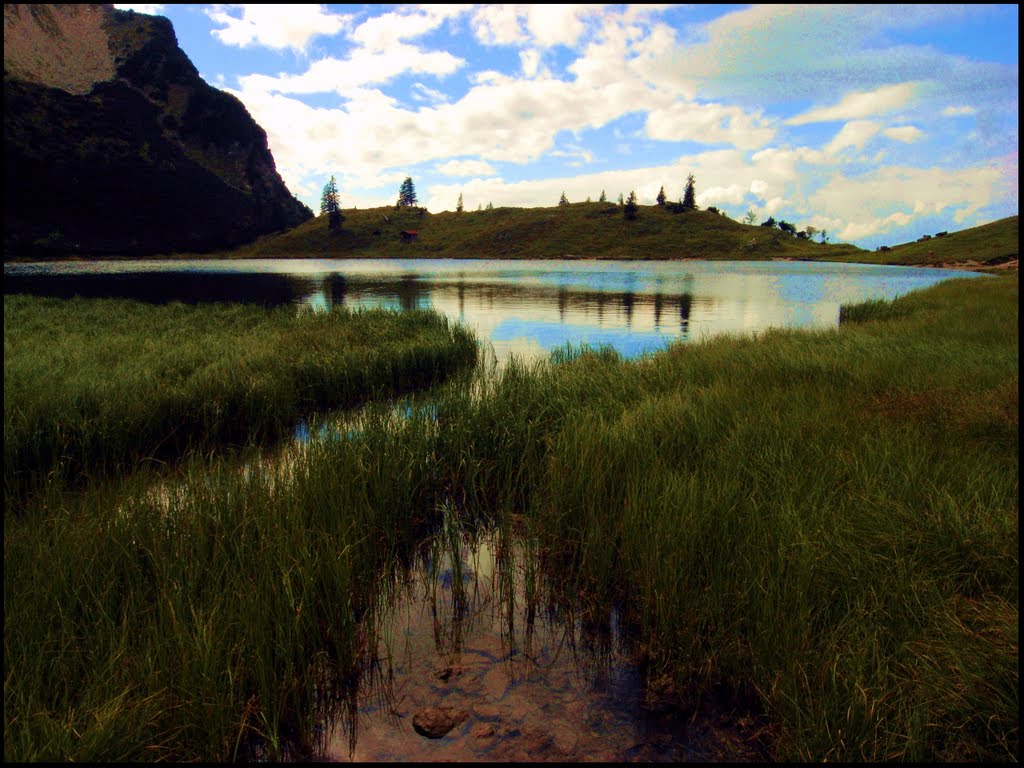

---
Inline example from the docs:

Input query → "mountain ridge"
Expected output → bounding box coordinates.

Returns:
[3,3,312,258]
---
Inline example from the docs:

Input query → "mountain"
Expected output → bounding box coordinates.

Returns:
[3,4,312,258]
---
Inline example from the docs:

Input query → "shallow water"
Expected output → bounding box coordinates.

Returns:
[316,529,769,763]
[3,257,979,364]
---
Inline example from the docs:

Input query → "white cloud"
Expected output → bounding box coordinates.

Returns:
[522,5,595,48]
[471,4,600,49]
[697,184,747,206]
[810,164,1002,241]
[520,49,542,78]
[237,45,464,97]
[205,4,348,52]
[645,100,775,149]
[787,83,922,125]
[350,6,465,52]
[411,83,449,104]
[883,125,924,143]
[825,120,881,154]
[942,105,977,117]
[471,5,527,45]
[113,4,164,15]
[436,159,497,177]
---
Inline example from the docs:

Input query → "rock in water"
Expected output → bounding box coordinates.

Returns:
[412,706,469,739]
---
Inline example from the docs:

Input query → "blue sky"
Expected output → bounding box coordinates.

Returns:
[114,4,1018,250]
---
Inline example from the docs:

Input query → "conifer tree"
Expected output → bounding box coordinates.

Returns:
[397,177,418,207]
[656,185,667,206]
[559,191,569,206]
[599,189,607,202]
[624,190,639,220]
[682,174,697,211]
[320,175,343,231]
[456,192,464,212]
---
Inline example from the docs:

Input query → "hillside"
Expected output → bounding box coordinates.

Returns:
[233,202,866,261]
[821,215,1018,270]
[3,4,311,259]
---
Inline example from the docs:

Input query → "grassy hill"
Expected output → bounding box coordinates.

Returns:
[230,202,865,261]
[821,215,1018,268]
[227,203,1018,269]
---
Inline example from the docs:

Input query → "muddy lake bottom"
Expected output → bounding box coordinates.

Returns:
[305,534,770,762]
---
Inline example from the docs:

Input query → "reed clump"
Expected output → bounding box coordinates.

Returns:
[3,295,477,506]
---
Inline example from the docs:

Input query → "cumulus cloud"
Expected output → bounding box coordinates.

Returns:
[471,4,600,48]
[645,100,775,149]
[435,159,498,177]
[883,125,924,143]
[942,105,977,116]
[697,184,747,206]
[205,4,349,52]
[787,83,922,125]
[471,5,527,45]
[810,163,1002,240]
[825,120,881,154]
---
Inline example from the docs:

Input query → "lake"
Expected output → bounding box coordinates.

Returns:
[2,258,980,363]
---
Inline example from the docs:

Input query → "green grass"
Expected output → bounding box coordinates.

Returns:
[206,204,1016,270]
[4,275,1017,762]
[3,295,477,505]
[824,215,1018,268]
[227,202,866,261]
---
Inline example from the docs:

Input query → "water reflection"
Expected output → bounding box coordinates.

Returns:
[4,258,981,363]
[321,523,756,763]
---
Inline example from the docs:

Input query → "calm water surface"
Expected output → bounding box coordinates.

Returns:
[3,258,979,362]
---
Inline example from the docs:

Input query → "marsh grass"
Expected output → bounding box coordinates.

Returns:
[3,295,477,506]
[4,275,1017,761]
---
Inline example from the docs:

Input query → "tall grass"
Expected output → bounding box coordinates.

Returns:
[5,275,1017,761]
[4,295,477,505]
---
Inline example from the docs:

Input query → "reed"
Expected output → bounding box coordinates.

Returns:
[3,295,477,506]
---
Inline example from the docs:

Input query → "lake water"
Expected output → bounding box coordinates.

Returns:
[3,258,980,363]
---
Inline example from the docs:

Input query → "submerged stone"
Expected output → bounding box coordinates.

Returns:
[412,706,469,739]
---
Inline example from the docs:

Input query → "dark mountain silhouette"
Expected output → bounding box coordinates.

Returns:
[3,4,312,258]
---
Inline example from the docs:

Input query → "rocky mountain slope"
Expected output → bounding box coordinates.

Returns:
[3,4,312,258]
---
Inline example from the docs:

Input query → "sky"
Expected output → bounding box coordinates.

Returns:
[113,4,1018,250]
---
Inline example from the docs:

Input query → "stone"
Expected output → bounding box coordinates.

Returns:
[470,723,497,739]
[412,706,469,739]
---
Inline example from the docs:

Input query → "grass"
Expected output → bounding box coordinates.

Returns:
[225,201,866,262]
[3,295,478,505]
[4,274,1018,762]
[204,204,1016,271]
[823,215,1018,268]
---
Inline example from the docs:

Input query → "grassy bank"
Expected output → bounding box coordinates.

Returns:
[4,275,1017,761]
[3,296,477,505]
